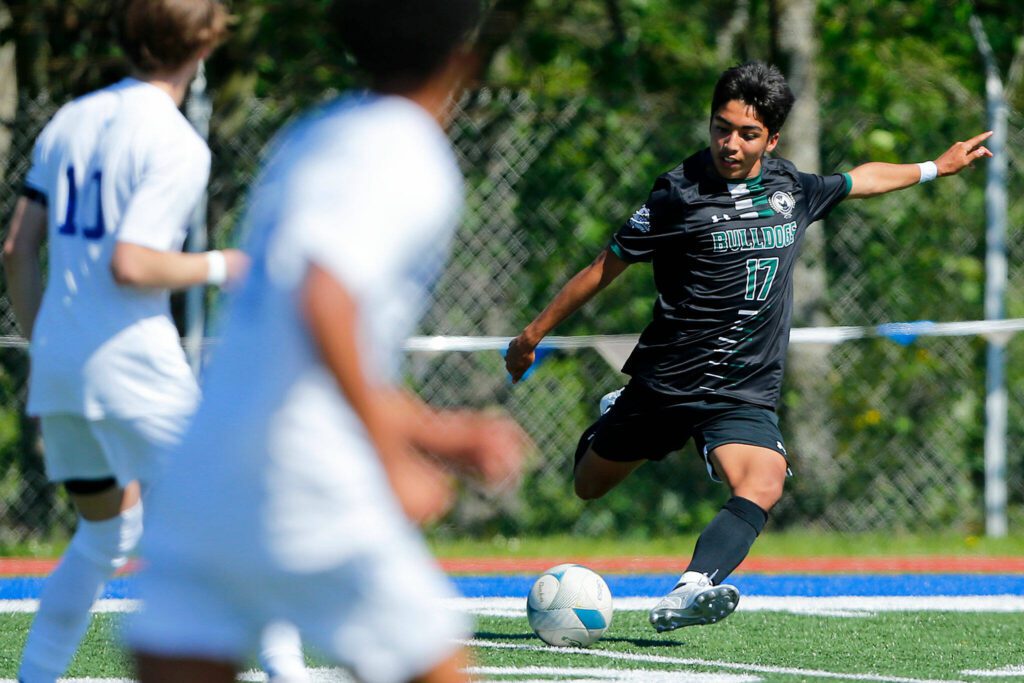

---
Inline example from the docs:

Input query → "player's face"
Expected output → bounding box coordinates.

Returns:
[709,99,780,181]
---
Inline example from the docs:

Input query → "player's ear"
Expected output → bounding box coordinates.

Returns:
[765,132,781,154]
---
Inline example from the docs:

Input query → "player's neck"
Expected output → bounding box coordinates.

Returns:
[745,159,764,180]
[403,86,458,128]
[135,64,198,107]
[376,51,475,128]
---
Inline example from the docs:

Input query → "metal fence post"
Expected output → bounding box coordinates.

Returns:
[184,62,212,375]
[970,15,1009,537]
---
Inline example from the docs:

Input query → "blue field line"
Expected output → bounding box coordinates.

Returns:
[0,573,1023,600]
[452,574,1024,598]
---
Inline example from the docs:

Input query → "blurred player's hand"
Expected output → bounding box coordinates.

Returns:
[222,248,251,288]
[935,131,993,176]
[385,389,531,494]
[505,334,536,383]
[448,412,529,492]
[382,446,456,525]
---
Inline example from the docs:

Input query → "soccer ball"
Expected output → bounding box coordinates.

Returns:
[526,563,613,647]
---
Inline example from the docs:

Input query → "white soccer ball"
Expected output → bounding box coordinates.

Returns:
[526,563,613,647]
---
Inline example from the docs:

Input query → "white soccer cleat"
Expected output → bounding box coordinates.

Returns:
[648,572,739,633]
[599,387,624,415]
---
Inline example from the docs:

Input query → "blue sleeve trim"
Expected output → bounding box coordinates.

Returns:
[841,172,853,197]
[609,241,626,260]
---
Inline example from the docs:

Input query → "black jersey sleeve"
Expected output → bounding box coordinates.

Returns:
[798,172,852,224]
[610,178,673,263]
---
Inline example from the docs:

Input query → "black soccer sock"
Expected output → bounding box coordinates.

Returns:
[684,496,768,585]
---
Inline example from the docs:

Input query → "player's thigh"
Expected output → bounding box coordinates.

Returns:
[708,442,788,508]
[39,414,115,484]
[694,403,790,482]
[574,448,645,500]
[91,412,189,488]
[289,533,471,683]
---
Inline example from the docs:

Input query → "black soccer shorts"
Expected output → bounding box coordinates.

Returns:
[587,380,791,481]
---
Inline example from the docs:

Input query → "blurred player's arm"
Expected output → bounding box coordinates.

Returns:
[110,242,247,290]
[505,246,630,383]
[847,131,993,199]
[384,389,527,493]
[302,263,457,523]
[2,196,48,339]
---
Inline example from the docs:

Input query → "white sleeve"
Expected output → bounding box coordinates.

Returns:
[117,133,211,251]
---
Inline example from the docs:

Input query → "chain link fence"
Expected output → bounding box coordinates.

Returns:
[1,90,1021,543]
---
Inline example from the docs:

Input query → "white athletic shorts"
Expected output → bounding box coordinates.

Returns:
[126,532,471,683]
[40,413,188,487]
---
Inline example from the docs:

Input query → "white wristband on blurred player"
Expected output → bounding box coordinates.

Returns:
[916,161,938,184]
[205,250,228,286]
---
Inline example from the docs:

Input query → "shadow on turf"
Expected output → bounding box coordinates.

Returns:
[476,631,684,649]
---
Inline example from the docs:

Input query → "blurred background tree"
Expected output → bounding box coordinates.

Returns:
[1,0,1022,540]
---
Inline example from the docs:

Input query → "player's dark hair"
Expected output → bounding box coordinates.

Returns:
[119,0,229,73]
[711,61,795,136]
[330,0,483,91]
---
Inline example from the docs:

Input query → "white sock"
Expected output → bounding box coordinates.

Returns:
[18,544,113,682]
[19,505,142,683]
[675,570,711,588]
[259,621,309,682]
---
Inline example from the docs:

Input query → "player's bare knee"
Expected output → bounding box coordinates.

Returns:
[740,478,785,511]
[758,484,785,511]
[70,502,143,571]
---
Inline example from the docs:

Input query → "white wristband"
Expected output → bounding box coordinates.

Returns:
[205,250,227,286]
[917,160,938,184]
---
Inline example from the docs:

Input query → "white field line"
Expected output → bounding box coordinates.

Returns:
[466,666,758,682]
[1,595,1023,616]
[0,668,757,683]
[465,639,968,683]
[960,665,1024,677]
[449,595,1024,618]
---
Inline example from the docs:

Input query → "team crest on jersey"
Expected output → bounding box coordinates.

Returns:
[628,204,651,233]
[769,191,795,218]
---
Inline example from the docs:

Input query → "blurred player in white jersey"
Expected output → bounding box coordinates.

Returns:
[129,0,527,682]
[1,1,304,680]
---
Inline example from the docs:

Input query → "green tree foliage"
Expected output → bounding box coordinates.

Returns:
[1,0,1022,538]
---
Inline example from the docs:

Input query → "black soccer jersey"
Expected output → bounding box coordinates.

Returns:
[610,148,850,410]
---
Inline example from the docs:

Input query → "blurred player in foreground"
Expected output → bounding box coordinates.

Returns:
[506,60,991,633]
[1,0,311,679]
[128,1,527,681]
[2,0,238,680]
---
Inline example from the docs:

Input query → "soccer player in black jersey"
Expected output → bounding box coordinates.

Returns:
[505,61,992,633]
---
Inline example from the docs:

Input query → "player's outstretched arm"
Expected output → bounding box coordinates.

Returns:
[847,131,993,199]
[2,197,48,339]
[506,246,630,383]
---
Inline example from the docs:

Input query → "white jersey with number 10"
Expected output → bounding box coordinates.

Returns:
[24,78,209,420]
